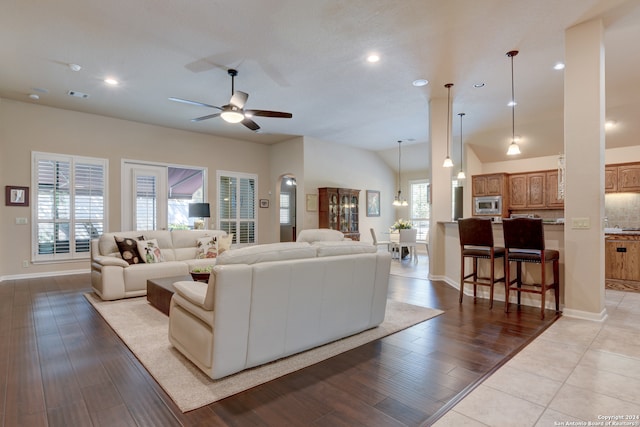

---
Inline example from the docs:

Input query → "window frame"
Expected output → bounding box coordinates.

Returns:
[32,151,108,262]
[408,179,430,241]
[217,170,258,246]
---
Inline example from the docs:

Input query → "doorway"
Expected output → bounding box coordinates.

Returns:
[279,175,297,242]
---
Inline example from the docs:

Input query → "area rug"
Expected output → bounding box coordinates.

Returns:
[85,293,443,412]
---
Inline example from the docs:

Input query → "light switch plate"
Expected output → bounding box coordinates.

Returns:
[571,217,590,229]
[15,217,28,225]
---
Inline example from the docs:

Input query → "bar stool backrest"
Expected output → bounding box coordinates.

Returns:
[458,218,494,247]
[502,218,545,251]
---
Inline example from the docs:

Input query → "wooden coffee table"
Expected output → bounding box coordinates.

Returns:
[146,275,192,315]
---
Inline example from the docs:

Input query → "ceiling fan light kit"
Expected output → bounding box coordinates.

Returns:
[169,68,292,132]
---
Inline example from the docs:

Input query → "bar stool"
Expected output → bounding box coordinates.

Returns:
[458,218,505,309]
[502,218,560,319]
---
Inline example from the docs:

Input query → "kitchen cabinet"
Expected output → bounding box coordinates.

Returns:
[605,236,640,282]
[617,163,640,192]
[472,173,507,197]
[546,170,564,208]
[605,162,640,193]
[318,187,360,240]
[508,172,546,209]
[605,166,618,193]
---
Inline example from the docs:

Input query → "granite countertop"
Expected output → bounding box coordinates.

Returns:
[605,228,640,235]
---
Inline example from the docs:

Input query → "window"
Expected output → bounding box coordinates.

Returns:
[218,171,257,245]
[280,193,291,225]
[409,179,430,240]
[33,152,107,261]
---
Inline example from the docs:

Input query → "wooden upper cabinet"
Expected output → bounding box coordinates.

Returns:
[546,170,564,208]
[509,172,546,209]
[605,166,618,193]
[508,174,527,209]
[617,163,640,192]
[472,173,506,197]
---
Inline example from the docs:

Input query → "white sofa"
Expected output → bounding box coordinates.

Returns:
[91,229,227,301]
[168,240,392,379]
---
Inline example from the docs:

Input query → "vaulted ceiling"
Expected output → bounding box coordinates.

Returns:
[2,0,638,172]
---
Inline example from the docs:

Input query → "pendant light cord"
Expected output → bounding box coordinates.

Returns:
[445,83,453,156]
[507,51,519,143]
[397,140,402,196]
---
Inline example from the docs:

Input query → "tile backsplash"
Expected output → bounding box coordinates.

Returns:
[605,193,640,228]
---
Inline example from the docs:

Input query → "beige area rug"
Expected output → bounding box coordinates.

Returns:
[85,293,443,412]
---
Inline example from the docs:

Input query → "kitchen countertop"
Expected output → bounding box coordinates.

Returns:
[605,228,640,236]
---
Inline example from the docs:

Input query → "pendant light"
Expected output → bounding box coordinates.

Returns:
[392,140,408,206]
[506,50,521,155]
[457,112,466,180]
[443,83,454,167]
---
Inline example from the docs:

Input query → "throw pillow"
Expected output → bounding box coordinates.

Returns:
[114,235,145,265]
[136,239,164,263]
[217,234,234,255]
[196,236,218,259]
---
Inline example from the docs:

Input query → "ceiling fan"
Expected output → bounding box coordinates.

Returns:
[169,69,292,132]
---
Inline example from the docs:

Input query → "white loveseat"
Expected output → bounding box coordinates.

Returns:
[168,240,392,379]
[91,229,227,301]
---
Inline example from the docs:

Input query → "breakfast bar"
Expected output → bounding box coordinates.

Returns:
[439,221,565,310]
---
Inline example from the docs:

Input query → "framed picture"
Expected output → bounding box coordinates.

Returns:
[306,194,318,212]
[259,199,269,208]
[6,186,29,207]
[366,190,380,217]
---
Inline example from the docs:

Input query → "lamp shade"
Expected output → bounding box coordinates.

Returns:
[188,203,210,218]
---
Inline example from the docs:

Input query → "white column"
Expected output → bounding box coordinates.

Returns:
[429,96,453,278]
[563,19,607,321]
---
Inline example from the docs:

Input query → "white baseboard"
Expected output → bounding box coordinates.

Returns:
[562,307,608,322]
[0,268,89,282]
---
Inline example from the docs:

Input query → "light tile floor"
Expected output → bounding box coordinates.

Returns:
[434,289,640,427]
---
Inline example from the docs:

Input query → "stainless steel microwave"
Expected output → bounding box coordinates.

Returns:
[474,195,502,215]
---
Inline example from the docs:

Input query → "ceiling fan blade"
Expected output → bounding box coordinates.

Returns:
[245,109,292,119]
[191,113,221,122]
[169,97,221,110]
[241,118,261,131]
[230,91,249,109]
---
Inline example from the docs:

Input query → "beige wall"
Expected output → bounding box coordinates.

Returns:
[1,100,398,279]
[0,99,272,278]
[303,137,396,243]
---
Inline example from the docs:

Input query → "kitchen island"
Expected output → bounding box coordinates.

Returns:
[439,221,565,310]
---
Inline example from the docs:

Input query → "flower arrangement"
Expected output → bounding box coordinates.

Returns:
[390,218,412,230]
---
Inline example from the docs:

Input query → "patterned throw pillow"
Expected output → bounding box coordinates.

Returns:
[217,234,234,255]
[136,239,164,263]
[196,236,218,259]
[114,235,145,265]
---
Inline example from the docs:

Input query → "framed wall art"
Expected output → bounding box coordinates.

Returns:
[5,186,29,207]
[366,190,380,217]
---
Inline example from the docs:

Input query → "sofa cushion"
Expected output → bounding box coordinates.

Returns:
[216,242,316,266]
[296,229,345,243]
[114,235,144,265]
[196,236,219,259]
[137,239,164,263]
[217,234,234,255]
[312,241,377,257]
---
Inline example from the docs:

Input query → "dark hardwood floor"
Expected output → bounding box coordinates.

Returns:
[0,272,559,427]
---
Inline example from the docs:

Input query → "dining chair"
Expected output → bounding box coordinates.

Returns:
[458,217,505,309]
[370,228,392,252]
[394,229,418,263]
[502,218,560,319]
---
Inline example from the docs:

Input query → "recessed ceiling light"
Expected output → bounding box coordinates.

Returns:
[28,94,40,100]
[554,62,565,70]
[412,79,428,87]
[366,53,380,63]
[605,120,617,129]
[473,83,485,88]
[104,78,119,86]
[69,63,82,72]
